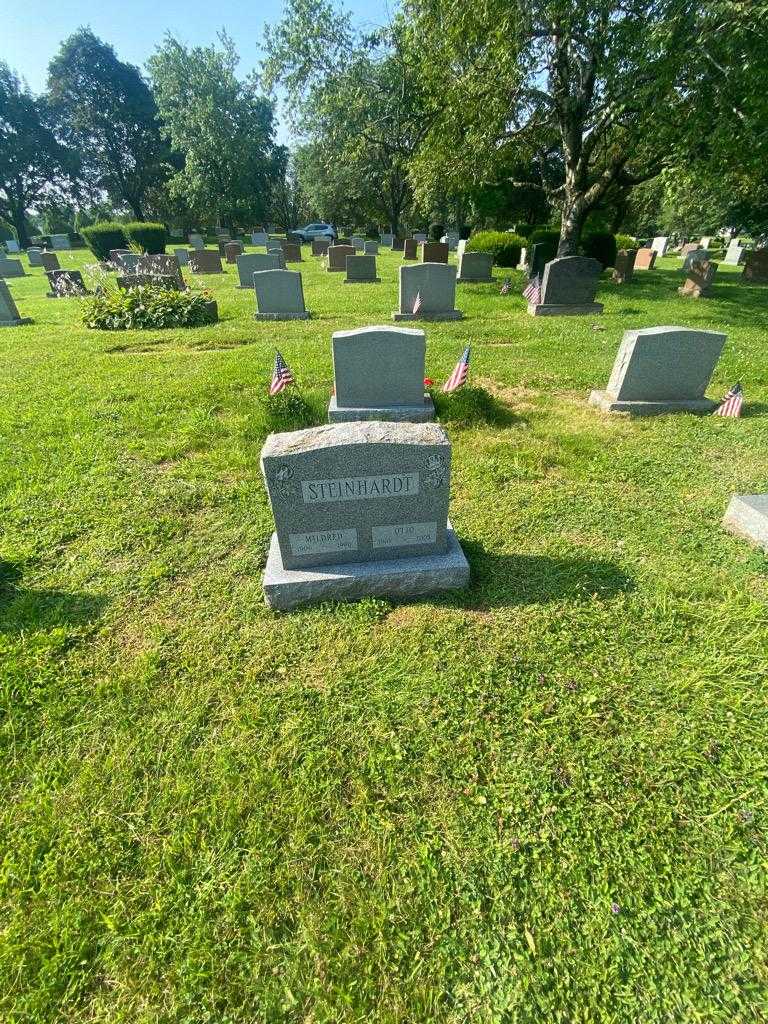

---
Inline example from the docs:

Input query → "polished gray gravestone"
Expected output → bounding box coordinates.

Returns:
[344,254,381,283]
[456,251,493,283]
[174,248,190,267]
[49,233,71,250]
[0,280,32,326]
[402,239,418,260]
[260,420,469,609]
[253,268,310,320]
[189,234,205,250]
[46,269,90,297]
[412,233,427,243]
[117,273,181,291]
[328,325,435,423]
[113,252,140,274]
[589,326,726,415]
[351,235,365,252]
[236,252,283,287]
[136,254,184,285]
[327,244,355,272]
[364,241,379,255]
[40,252,60,273]
[0,258,25,278]
[282,243,303,263]
[393,263,463,321]
[528,255,603,316]
[723,495,768,551]
[224,241,244,263]
[421,242,449,264]
[27,248,43,267]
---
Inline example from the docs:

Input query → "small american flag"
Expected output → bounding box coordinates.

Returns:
[500,277,511,295]
[714,381,743,418]
[523,274,541,304]
[269,350,294,395]
[412,290,422,315]
[442,346,470,393]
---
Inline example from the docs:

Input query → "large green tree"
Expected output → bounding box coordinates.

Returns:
[47,29,172,220]
[407,0,768,253]
[263,0,428,234]
[148,34,283,231]
[0,63,76,247]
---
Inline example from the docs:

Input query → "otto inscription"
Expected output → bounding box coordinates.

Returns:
[289,529,358,556]
[301,473,419,504]
[371,522,438,548]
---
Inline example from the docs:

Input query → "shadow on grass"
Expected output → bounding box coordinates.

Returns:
[432,386,522,428]
[0,561,106,635]
[438,540,634,610]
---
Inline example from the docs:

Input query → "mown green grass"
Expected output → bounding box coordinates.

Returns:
[1,246,767,1023]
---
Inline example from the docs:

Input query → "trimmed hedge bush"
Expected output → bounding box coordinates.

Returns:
[81,222,129,261]
[582,231,618,268]
[429,223,444,242]
[614,233,636,252]
[466,231,526,268]
[125,222,167,254]
[82,285,217,330]
[527,229,560,265]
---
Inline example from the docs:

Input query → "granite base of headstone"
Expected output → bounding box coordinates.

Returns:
[328,326,435,423]
[0,280,32,326]
[528,256,603,315]
[393,263,463,321]
[253,269,310,320]
[260,421,469,609]
[589,326,726,415]
[344,254,380,283]
[723,495,768,551]
[456,251,493,283]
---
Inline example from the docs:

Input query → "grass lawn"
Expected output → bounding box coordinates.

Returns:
[1,245,767,1022]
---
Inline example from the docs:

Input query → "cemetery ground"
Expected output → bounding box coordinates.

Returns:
[1,245,768,1022]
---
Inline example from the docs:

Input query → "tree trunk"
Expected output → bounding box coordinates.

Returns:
[558,197,587,257]
[130,199,145,220]
[10,203,30,249]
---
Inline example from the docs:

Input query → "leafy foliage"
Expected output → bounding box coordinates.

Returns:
[582,232,618,269]
[82,285,217,330]
[466,231,526,267]
[81,222,129,261]
[125,222,167,254]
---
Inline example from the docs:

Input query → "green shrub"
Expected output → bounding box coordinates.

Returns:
[582,231,617,268]
[82,285,217,331]
[429,222,444,242]
[614,233,636,253]
[466,231,526,267]
[125,222,168,254]
[528,229,560,264]
[81,222,129,261]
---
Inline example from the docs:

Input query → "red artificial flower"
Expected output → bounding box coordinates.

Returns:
[424,377,434,387]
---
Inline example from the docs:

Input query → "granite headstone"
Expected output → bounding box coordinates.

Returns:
[393,263,463,321]
[528,256,603,316]
[253,268,310,320]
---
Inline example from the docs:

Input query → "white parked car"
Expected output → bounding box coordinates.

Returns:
[292,222,337,242]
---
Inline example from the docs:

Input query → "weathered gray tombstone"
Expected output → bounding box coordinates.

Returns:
[260,420,469,610]
[412,232,427,243]
[612,249,637,284]
[680,242,702,263]
[189,233,204,249]
[403,239,418,260]
[723,495,768,551]
[5,240,20,253]
[136,254,183,284]
[741,250,768,283]
[40,252,60,273]
[589,326,726,415]
[109,248,131,265]
[723,241,745,266]
[528,256,603,316]
[380,233,394,247]
[224,241,244,263]
[46,269,89,297]
[634,248,657,270]
[117,274,181,291]
[393,263,463,321]
[174,248,190,267]
[651,236,668,257]
[678,260,717,297]
[253,268,310,320]
[351,235,365,252]
[116,252,140,274]
[682,248,710,272]
[344,254,381,284]
[421,242,449,264]
[282,243,303,263]
[0,279,32,326]
[328,325,435,423]
[391,237,405,252]
[364,241,379,255]
[49,233,71,250]
[236,252,283,287]
[312,239,331,256]
[456,251,493,283]
[188,250,224,274]
[251,231,268,246]
[0,259,26,279]
[27,247,43,267]
[327,244,355,272]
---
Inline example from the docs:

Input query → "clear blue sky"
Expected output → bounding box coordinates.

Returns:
[3,0,393,144]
